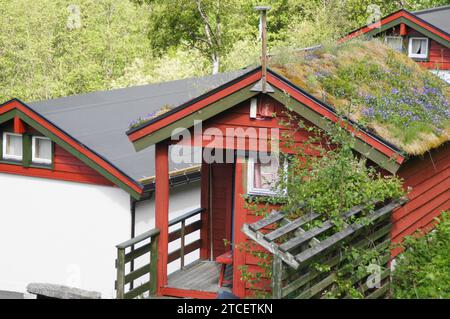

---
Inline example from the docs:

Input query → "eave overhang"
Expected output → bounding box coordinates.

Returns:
[126,68,406,174]
[342,9,450,49]
[0,99,143,199]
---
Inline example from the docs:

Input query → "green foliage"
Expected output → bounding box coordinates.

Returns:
[0,0,155,102]
[1,0,448,102]
[241,117,405,298]
[276,117,405,226]
[392,212,450,299]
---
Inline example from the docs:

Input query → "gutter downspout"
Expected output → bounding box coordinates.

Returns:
[129,196,136,290]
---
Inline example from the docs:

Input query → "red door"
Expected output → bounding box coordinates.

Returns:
[210,163,234,259]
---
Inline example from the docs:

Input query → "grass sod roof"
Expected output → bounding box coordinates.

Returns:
[270,39,450,156]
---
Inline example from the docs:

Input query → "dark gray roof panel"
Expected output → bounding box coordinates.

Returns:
[414,5,450,34]
[28,69,250,180]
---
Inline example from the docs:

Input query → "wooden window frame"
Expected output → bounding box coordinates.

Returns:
[2,132,23,161]
[408,37,429,59]
[32,136,53,165]
[385,36,403,52]
[247,155,287,196]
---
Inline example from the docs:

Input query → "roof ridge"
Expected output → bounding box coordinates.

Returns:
[413,4,450,14]
[29,68,251,107]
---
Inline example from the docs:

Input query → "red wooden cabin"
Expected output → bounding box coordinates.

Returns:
[342,6,450,73]
[125,66,448,299]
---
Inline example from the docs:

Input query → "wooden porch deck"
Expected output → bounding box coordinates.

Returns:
[167,260,232,293]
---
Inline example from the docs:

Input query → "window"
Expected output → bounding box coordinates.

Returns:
[32,136,52,164]
[385,36,403,52]
[247,155,286,196]
[2,132,23,161]
[408,37,428,59]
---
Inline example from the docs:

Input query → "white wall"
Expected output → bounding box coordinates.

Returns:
[0,173,131,298]
[134,181,201,280]
[0,173,201,298]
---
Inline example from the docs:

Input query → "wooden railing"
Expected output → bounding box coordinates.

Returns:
[243,198,407,299]
[168,208,204,270]
[115,228,159,299]
[115,207,205,299]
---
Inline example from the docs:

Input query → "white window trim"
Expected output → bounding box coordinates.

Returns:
[247,156,287,196]
[32,136,52,165]
[408,37,429,59]
[2,132,23,161]
[385,36,403,51]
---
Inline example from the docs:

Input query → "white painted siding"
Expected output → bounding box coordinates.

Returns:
[134,181,202,281]
[0,173,201,298]
[0,174,131,298]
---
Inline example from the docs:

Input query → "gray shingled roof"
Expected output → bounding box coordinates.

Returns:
[28,69,250,181]
[414,5,450,34]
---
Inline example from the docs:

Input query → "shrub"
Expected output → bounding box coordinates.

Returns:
[392,212,450,299]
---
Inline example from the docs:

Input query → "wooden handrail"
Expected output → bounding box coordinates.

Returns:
[116,228,160,249]
[115,207,205,299]
[116,229,159,299]
[168,208,204,227]
[168,207,205,270]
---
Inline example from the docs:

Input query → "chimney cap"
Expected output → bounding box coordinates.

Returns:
[254,6,271,11]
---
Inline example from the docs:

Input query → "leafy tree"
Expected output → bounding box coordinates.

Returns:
[0,0,154,102]
[138,0,245,74]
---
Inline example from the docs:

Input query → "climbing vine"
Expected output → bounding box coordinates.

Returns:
[239,107,405,298]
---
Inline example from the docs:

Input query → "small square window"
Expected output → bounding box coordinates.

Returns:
[2,132,23,161]
[247,155,286,196]
[32,136,52,164]
[408,37,428,59]
[385,36,403,52]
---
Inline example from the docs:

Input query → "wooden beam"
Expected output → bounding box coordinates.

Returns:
[13,116,26,134]
[200,161,210,259]
[155,142,169,294]
[132,86,259,151]
[399,23,407,36]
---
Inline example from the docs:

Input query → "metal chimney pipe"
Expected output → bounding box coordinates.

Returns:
[255,6,271,93]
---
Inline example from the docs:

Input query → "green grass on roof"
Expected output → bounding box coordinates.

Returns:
[270,39,450,155]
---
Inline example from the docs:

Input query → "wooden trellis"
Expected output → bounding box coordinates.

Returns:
[242,198,407,299]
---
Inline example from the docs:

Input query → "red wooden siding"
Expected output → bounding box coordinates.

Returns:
[186,95,327,156]
[405,28,450,70]
[371,20,450,70]
[419,40,450,70]
[0,121,113,186]
[52,145,113,186]
[0,99,142,195]
[392,144,450,256]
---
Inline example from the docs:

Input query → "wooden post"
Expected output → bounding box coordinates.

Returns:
[232,159,247,298]
[399,23,407,36]
[272,255,283,299]
[255,6,271,93]
[149,235,159,296]
[200,160,210,259]
[155,142,169,294]
[116,248,126,299]
[13,117,26,134]
[180,220,185,269]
